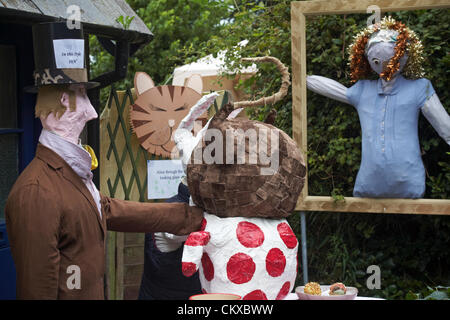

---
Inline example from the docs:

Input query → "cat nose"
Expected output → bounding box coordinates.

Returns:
[168,119,175,127]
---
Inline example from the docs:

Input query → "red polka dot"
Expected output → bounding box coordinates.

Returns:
[236,221,265,248]
[276,281,291,300]
[182,262,197,277]
[185,231,210,246]
[200,218,207,231]
[201,252,214,281]
[266,248,286,277]
[243,290,268,300]
[202,288,208,294]
[227,252,255,284]
[277,222,298,249]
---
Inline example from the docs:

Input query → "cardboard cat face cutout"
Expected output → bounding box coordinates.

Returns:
[130,72,203,157]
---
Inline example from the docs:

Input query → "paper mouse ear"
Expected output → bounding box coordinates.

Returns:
[134,72,155,96]
[185,74,203,95]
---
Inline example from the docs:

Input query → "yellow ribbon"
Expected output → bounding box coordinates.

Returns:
[82,144,98,171]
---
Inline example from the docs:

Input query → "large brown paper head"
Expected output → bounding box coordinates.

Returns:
[186,57,305,218]
[130,72,203,158]
[187,102,306,218]
[187,56,305,219]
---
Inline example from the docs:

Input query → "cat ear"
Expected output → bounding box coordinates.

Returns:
[184,74,203,95]
[134,72,155,96]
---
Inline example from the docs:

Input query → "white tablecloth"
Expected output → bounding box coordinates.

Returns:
[285,293,384,300]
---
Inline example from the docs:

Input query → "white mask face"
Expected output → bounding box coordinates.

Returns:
[366,42,408,79]
[40,84,97,144]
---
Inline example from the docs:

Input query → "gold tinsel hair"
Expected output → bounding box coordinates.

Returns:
[348,16,425,82]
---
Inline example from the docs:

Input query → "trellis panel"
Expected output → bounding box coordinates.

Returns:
[100,87,163,300]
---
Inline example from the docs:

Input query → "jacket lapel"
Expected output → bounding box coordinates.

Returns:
[60,167,106,237]
[36,144,106,238]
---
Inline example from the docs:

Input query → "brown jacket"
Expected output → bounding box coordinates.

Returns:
[5,144,203,299]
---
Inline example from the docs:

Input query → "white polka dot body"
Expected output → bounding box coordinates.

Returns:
[182,212,299,300]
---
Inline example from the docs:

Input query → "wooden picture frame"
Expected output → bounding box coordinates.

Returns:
[291,0,450,215]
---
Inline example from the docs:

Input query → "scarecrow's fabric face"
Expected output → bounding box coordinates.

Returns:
[40,84,97,143]
[366,42,408,77]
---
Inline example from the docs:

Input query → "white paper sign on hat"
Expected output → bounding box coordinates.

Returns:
[53,39,85,69]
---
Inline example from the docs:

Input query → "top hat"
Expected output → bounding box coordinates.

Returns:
[25,22,99,93]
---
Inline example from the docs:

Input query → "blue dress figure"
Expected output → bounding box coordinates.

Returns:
[307,17,450,198]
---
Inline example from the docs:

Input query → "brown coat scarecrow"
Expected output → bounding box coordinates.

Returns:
[5,22,203,300]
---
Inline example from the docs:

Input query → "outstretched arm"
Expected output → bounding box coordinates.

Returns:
[101,196,204,236]
[421,93,450,145]
[306,75,351,105]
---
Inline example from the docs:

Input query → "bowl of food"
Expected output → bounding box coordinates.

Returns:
[295,282,358,300]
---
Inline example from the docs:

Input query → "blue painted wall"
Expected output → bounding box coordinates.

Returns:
[0,22,41,299]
